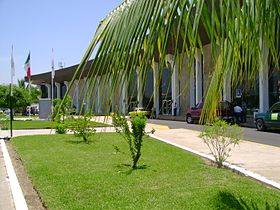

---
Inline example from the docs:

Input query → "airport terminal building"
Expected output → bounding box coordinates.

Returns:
[28,2,280,119]
[28,47,279,119]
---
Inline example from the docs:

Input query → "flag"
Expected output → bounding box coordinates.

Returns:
[51,48,55,79]
[11,46,15,77]
[24,52,31,78]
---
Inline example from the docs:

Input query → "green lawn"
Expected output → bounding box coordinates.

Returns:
[5,120,108,130]
[12,134,280,210]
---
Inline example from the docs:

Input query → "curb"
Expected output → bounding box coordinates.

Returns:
[149,134,280,191]
[0,140,28,210]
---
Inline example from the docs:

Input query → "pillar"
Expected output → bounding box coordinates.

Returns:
[223,70,231,102]
[195,50,203,104]
[259,38,269,112]
[153,62,160,118]
[45,83,51,99]
[55,82,61,99]
[109,77,115,113]
[97,76,103,114]
[85,80,90,113]
[168,54,180,116]
[37,85,42,98]
[120,75,127,114]
[190,62,195,108]
[74,80,80,113]
[64,81,70,91]
[137,67,143,108]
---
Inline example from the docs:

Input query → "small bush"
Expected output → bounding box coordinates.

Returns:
[68,114,96,143]
[0,113,8,130]
[112,112,154,169]
[55,122,68,134]
[200,120,242,168]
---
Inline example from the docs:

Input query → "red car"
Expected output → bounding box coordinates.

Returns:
[186,101,234,124]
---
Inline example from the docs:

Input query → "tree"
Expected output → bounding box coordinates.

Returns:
[17,79,41,104]
[63,0,279,122]
[0,83,40,112]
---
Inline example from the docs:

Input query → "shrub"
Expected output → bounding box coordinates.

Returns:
[68,114,96,143]
[112,112,154,169]
[0,113,8,130]
[200,120,242,168]
[55,122,68,134]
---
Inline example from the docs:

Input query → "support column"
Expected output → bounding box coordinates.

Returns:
[153,62,160,118]
[45,84,51,99]
[137,67,143,108]
[120,75,127,114]
[223,70,231,102]
[37,85,42,98]
[110,77,115,113]
[259,38,269,112]
[97,77,103,114]
[64,81,70,91]
[74,80,80,113]
[168,54,180,116]
[93,77,99,114]
[195,50,203,104]
[85,80,90,113]
[190,62,195,108]
[55,82,61,99]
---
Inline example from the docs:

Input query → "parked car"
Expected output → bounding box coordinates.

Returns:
[186,101,234,124]
[128,107,151,118]
[254,102,280,131]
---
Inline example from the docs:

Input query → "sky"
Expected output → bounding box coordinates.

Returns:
[0,0,123,85]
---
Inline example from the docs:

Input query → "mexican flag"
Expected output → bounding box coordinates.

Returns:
[24,52,31,78]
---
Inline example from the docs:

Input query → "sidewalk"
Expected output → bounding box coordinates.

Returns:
[0,141,15,210]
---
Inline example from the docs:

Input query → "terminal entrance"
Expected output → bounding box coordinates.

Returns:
[162,99,172,115]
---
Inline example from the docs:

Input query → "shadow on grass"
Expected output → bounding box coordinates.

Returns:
[116,163,150,175]
[215,191,280,210]
[64,139,95,145]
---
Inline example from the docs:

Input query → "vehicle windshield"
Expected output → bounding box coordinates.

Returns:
[270,102,280,113]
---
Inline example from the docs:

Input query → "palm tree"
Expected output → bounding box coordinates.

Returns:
[64,0,280,122]
[17,79,26,90]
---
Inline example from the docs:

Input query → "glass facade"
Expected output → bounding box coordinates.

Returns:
[269,69,280,106]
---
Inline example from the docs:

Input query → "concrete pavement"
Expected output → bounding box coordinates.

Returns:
[0,142,15,210]
[0,119,279,209]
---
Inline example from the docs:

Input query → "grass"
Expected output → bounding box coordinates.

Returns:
[2,120,108,130]
[12,133,280,210]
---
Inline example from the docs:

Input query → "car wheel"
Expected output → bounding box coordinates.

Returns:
[186,114,193,124]
[256,119,266,131]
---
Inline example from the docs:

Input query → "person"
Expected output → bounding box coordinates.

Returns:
[173,102,177,116]
[241,101,247,123]
[233,104,243,124]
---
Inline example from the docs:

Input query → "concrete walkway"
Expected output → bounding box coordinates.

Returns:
[0,142,15,210]
[0,119,279,209]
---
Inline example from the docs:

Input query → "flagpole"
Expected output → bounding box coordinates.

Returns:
[24,51,31,118]
[51,48,54,117]
[10,45,15,138]
[28,77,31,118]
[28,51,31,118]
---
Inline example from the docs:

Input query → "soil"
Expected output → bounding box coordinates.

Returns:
[5,141,47,210]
